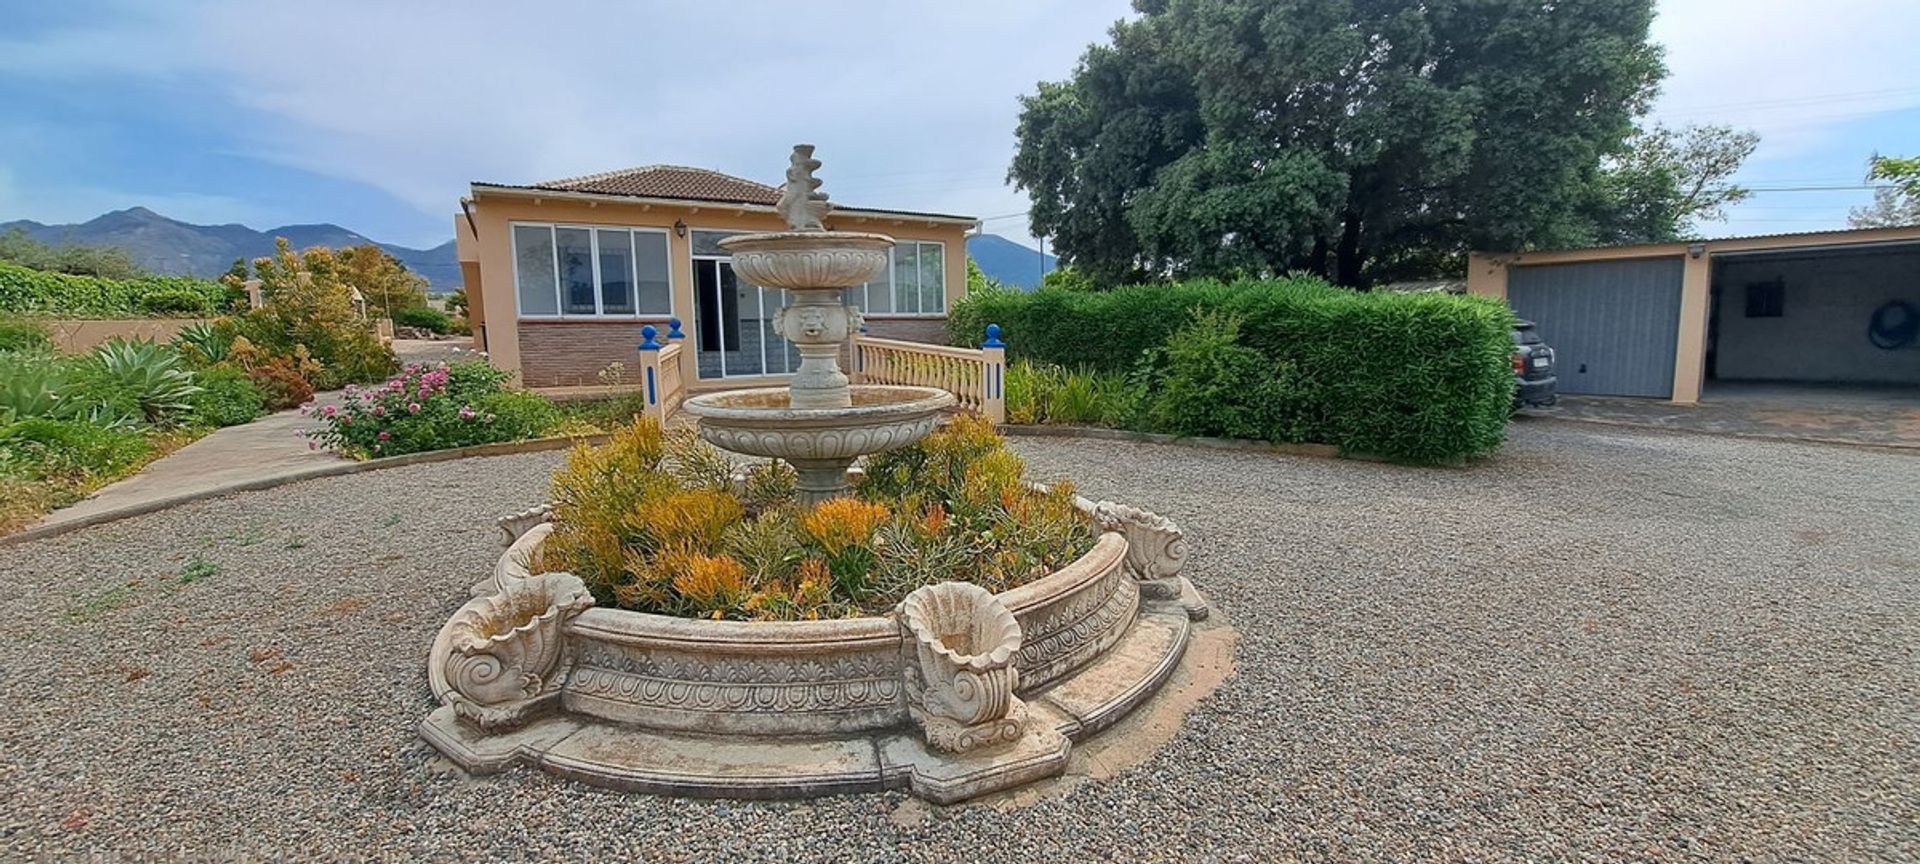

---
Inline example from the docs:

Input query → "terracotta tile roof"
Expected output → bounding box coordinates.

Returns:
[472,164,977,222]
[526,165,782,206]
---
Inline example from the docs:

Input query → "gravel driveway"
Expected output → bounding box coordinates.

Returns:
[3,422,1915,861]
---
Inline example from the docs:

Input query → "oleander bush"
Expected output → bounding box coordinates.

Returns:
[952,277,1515,462]
[303,359,559,457]
[533,415,1098,620]
[0,260,231,318]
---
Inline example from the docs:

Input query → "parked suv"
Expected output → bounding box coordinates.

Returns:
[1512,320,1557,408]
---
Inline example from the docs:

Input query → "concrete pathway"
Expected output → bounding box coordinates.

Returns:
[24,399,345,536]
[20,342,477,538]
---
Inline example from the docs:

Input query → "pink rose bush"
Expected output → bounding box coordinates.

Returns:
[302,360,558,458]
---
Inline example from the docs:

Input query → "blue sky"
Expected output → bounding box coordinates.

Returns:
[2,0,1916,250]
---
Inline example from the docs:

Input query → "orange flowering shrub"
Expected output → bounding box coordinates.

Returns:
[536,413,1097,620]
[800,498,890,553]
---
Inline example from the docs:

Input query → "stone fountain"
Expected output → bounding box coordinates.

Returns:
[681,145,955,503]
[417,145,1220,805]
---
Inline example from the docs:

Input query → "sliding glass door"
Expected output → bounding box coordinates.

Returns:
[691,230,801,379]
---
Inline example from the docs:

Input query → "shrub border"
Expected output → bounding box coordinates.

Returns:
[0,432,611,547]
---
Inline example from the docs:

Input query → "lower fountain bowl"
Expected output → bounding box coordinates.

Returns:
[681,385,956,463]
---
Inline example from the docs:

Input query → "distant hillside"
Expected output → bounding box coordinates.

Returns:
[966,233,1056,291]
[8,209,1053,294]
[1,207,460,289]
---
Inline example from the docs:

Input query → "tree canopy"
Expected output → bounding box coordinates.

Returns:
[333,244,429,316]
[1587,124,1758,245]
[1850,154,1920,229]
[0,226,149,280]
[1011,0,1673,287]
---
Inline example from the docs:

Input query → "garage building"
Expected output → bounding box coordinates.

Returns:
[1467,226,1920,403]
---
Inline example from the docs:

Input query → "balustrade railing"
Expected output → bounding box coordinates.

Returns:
[851,324,1006,423]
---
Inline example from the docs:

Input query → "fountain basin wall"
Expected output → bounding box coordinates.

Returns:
[425,492,1208,803]
[530,530,1131,736]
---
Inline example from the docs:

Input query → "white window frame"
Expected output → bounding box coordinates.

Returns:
[510,220,674,320]
[852,239,946,317]
[690,227,803,380]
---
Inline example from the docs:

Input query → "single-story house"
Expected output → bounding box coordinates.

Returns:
[1467,225,1920,403]
[455,165,979,388]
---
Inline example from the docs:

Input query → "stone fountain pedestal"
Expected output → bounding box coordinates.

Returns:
[681,147,953,502]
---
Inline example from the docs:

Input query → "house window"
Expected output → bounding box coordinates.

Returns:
[512,222,673,318]
[842,241,945,316]
[1744,279,1785,318]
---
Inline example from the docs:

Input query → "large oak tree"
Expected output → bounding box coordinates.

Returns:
[1011,0,1668,286]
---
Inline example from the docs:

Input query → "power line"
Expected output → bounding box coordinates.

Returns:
[1654,85,1920,115]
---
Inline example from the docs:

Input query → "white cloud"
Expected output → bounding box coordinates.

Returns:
[9,0,1911,247]
[1650,0,1920,164]
[3,0,1128,246]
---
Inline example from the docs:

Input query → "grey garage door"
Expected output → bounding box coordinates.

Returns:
[1507,257,1684,398]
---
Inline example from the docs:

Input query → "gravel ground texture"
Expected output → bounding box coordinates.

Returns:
[2,419,1916,862]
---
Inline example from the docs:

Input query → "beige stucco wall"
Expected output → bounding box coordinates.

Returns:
[465,190,972,386]
[1468,226,1920,404]
[41,318,209,354]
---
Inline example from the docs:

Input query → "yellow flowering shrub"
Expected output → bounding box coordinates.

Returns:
[534,413,1097,620]
[799,498,890,554]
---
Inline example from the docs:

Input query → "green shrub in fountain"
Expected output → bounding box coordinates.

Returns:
[534,415,1098,621]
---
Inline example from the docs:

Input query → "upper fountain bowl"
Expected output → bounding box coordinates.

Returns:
[718,231,896,291]
[682,385,956,463]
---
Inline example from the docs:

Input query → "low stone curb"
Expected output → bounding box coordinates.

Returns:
[999,424,1396,463]
[1,433,611,547]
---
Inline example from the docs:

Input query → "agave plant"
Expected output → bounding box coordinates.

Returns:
[171,321,232,365]
[0,352,74,424]
[89,338,202,425]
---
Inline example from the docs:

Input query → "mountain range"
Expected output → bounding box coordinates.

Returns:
[966,233,1056,290]
[2,206,1058,292]
[1,207,461,288]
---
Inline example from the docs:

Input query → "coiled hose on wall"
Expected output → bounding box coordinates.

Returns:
[1868,300,1918,350]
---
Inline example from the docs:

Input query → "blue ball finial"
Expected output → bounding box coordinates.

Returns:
[639,325,661,351]
[982,323,1005,349]
[667,317,684,339]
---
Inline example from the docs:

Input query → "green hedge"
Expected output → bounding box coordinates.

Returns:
[391,305,452,333]
[950,279,1516,463]
[0,260,231,318]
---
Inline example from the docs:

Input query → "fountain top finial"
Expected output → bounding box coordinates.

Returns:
[777,144,832,231]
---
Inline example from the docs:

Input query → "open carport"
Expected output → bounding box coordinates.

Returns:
[1468,226,1920,404]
